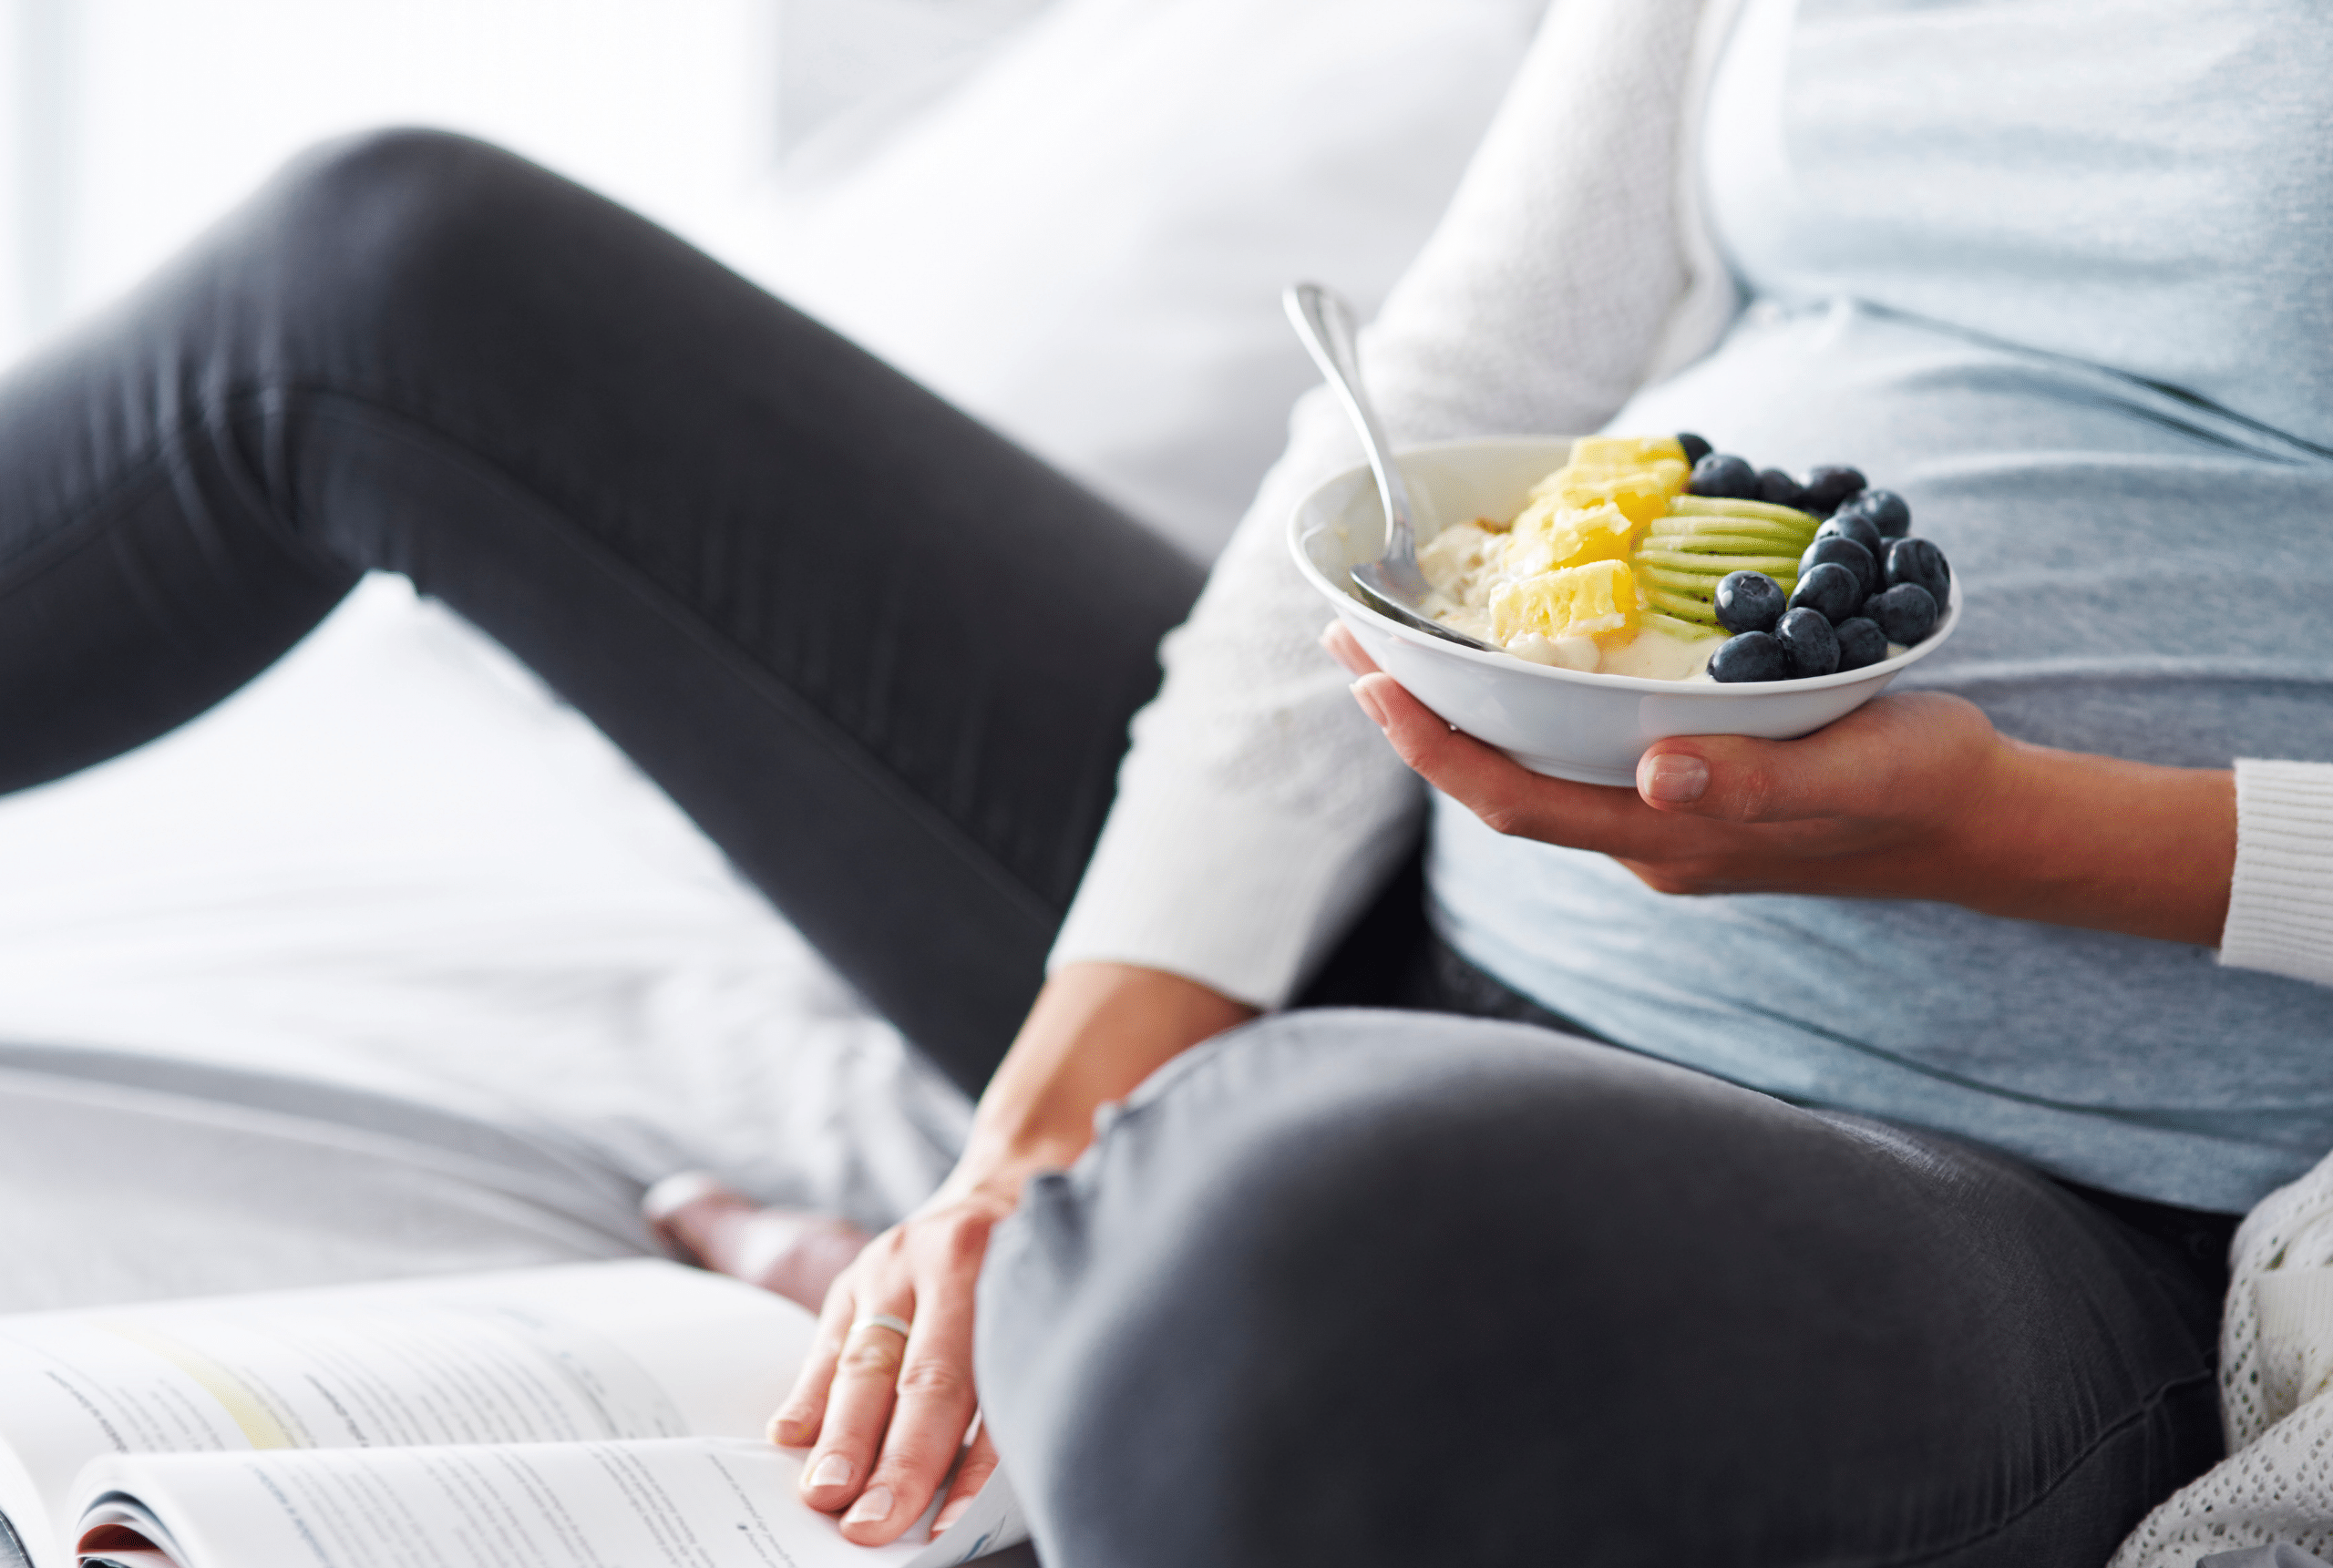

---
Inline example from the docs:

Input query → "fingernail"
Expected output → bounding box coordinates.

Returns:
[934,1503,967,1533]
[807,1453,853,1490]
[845,1485,895,1525]
[1640,753,1708,804]
[1351,680,1389,729]
[767,1410,809,1446]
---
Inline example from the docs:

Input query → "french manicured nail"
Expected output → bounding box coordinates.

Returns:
[1641,753,1709,804]
[807,1452,853,1490]
[767,1410,809,1445]
[1351,680,1389,728]
[845,1485,895,1525]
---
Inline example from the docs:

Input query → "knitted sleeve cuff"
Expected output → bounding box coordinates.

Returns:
[2219,758,2333,989]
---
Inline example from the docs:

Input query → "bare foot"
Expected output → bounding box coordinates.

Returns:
[642,1173,869,1313]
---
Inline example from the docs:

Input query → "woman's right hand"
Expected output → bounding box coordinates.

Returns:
[771,961,1258,1547]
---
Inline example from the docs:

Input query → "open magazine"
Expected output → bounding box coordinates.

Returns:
[0,1260,1027,1568]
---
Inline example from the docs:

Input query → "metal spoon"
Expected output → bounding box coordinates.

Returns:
[1283,282,1495,652]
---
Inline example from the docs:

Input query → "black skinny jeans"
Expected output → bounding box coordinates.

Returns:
[0,132,2235,1567]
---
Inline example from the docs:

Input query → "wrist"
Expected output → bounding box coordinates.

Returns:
[1947,736,2235,944]
[928,961,1258,1216]
[930,1131,1088,1214]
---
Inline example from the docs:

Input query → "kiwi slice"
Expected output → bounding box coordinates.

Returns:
[1641,611,1723,641]
[1640,531,1799,555]
[1633,549,1804,578]
[1647,514,1811,542]
[1643,587,1722,625]
[1668,496,1820,528]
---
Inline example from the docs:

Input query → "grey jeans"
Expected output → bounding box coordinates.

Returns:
[980,1012,2231,1568]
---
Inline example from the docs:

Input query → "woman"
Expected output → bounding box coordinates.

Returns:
[6,0,2328,1563]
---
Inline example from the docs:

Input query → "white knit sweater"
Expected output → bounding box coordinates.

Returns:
[1046,0,2333,1006]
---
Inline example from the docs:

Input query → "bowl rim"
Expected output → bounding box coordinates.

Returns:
[1287,435,1962,696]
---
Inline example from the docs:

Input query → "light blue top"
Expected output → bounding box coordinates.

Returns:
[1429,0,2333,1213]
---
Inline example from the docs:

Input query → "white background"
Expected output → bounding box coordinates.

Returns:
[0,0,1054,370]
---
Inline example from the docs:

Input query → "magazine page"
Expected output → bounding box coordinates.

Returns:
[68,1438,1026,1568]
[0,1261,807,1568]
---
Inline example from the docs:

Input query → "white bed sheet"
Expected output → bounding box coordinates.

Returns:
[0,577,971,1285]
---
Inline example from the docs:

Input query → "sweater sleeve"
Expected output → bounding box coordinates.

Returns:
[1047,0,1722,1007]
[2218,758,2333,989]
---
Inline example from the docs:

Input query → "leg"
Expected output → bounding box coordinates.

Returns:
[977,1012,2227,1566]
[0,130,1203,1091]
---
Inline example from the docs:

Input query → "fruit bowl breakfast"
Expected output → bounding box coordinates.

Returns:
[1289,435,1961,785]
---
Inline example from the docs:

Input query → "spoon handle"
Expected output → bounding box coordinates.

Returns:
[1282,282,1420,558]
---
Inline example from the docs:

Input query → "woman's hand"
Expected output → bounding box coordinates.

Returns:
[768,1181,1014,1543]
[772,961,1255,1546]
[1323,621,2235,945]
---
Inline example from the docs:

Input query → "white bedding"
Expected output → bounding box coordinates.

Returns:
[0,579,971,1306]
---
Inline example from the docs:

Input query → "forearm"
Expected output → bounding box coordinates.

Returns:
[1955,740,2235,947]
[936,961,1258,1206]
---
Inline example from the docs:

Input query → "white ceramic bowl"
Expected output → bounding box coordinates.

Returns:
[1289,436,1961,785]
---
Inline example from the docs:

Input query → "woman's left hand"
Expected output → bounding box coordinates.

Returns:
[1322,621,2236,944]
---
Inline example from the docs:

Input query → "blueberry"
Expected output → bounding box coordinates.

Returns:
[1865,582,1939,644]
[1787,560,1864,624]
[1688,453,1759,499]
[1712,569,1786,634]
[1798,466,1866,515]
[1709,630,1787,683]
[1757,467,1808,509]
[1839,487,1912,538]
[1774,607,1840,680]
[1814,511,1883,559]
[1884,537,1951,605]
[1797,534,1878,599]
[1677,432,1712,466]
[1833,617,1888,671]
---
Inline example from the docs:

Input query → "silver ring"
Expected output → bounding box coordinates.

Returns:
[852,1312,912,1340]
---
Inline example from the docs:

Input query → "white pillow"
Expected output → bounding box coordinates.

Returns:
[771,0,1056,165]
[743,0,1547,559]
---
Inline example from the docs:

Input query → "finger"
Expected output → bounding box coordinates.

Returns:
[1351,671,1650,848]
[839,1226,989,1544]
[1636,694,1958,824]
[768,1273,856,1448]
[799,1305,913,1515]
[1319,620,1380,677]
[933,1425,1002,1534]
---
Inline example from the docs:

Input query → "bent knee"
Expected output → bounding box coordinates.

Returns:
[974,1011,2148,1568]
[977,1013,1835,1562]
[229,128,581,344]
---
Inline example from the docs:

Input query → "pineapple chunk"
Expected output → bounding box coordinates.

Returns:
[1522,458,1689,525]
[1503,497,1636,576]
[1490,559,1639,643]
[1567,435,1687,469]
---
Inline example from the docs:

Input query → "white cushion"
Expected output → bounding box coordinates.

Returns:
[740,0,1546,559]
